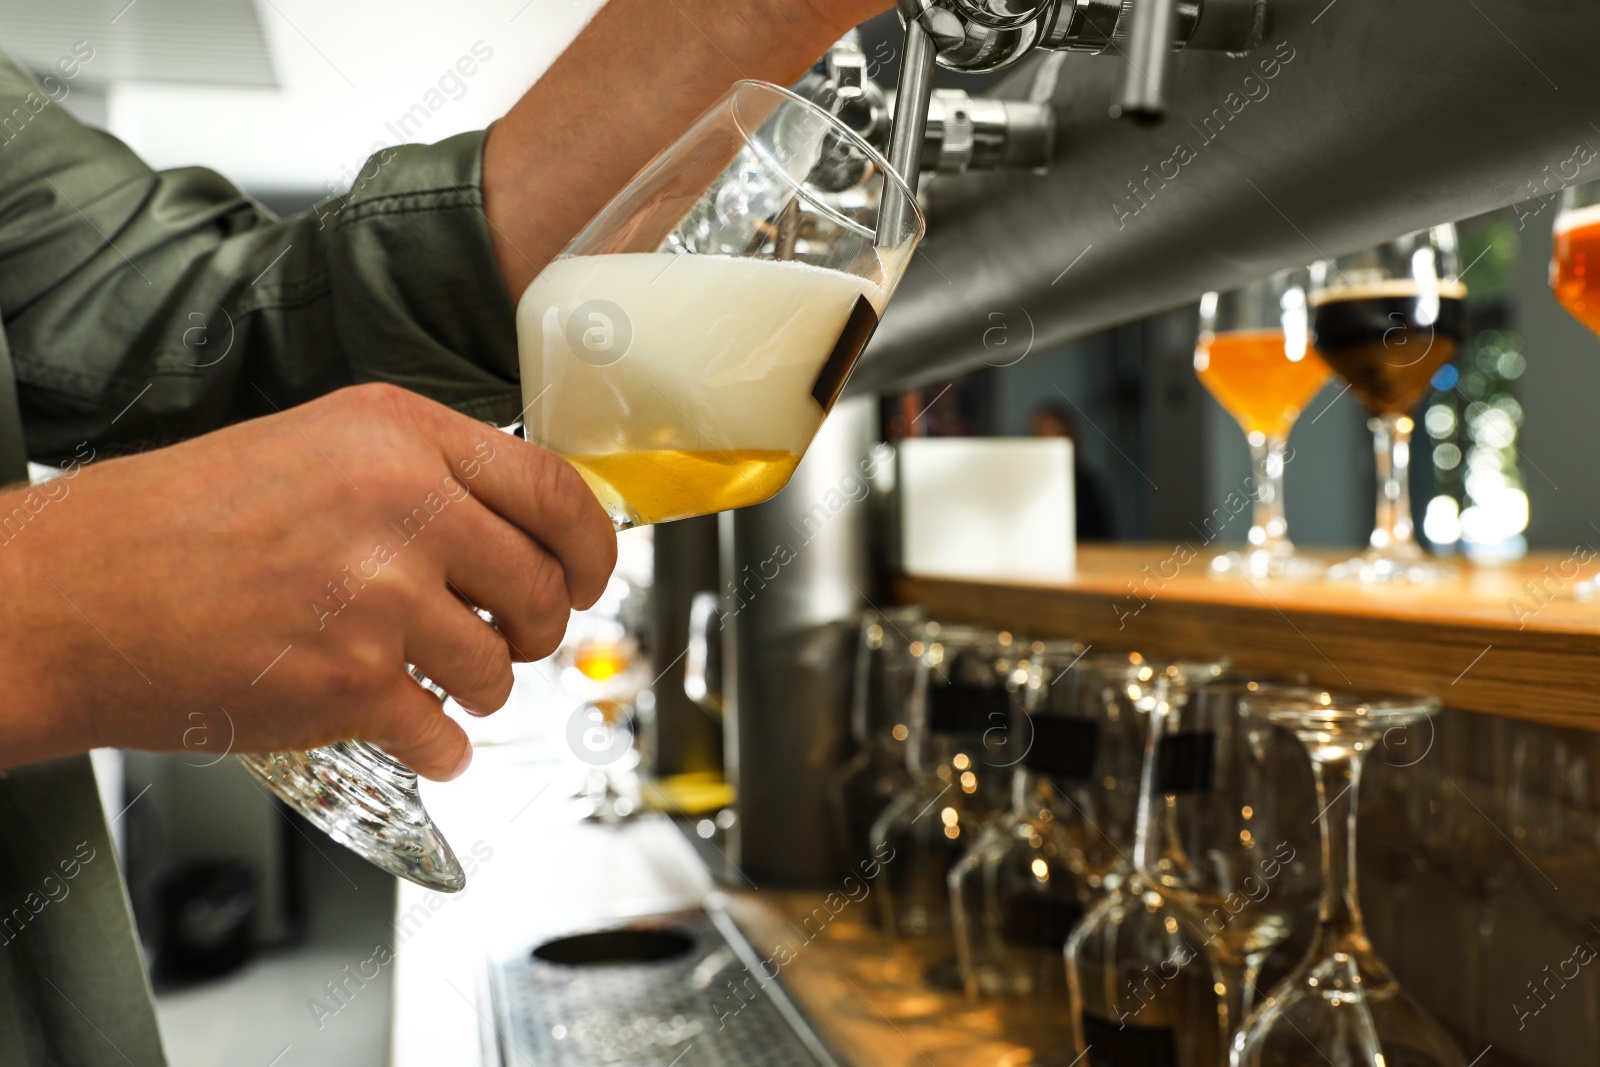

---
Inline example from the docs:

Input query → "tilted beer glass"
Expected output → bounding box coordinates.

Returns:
[243,81,925,891]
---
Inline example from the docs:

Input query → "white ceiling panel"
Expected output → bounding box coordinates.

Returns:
[0,0,277,87]
[14,0,605,195]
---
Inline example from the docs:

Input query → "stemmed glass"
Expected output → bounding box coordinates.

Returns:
[1310,227,1467,583]
[1141,678,1323,1038]
[1065,658,1232,1067]
[1232,687,1466,1067]
[873,625,1021,990]
[828,606,927,873]
[1549,182,1600,597]
[1195,270,1331,579]
[243,80,924,891]
[949,639,1089,1003]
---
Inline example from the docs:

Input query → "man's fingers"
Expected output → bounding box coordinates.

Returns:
[428,415,617,610]
[435,504,573,663]
[365,677,474,782]
[405,597,515,716]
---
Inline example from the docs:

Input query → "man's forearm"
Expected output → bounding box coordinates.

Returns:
[483,0,863,299]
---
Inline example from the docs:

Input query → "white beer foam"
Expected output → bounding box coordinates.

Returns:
[518,253,884,457]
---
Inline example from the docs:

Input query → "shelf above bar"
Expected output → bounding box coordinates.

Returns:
[894,545,1600,730]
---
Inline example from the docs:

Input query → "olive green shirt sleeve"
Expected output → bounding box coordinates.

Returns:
[0,48,523,468]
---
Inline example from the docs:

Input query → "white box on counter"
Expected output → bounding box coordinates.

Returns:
[897,436,1075,583]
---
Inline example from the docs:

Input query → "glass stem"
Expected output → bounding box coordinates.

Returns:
[1369,412,1418,555]
[1469,899,1496,1043]
[1248,435,1291,556]
[1307,744,1370,959]
[1212,957,1251,1039]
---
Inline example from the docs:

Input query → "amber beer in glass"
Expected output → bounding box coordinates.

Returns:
[1552,181,1600,335]
[1194,269,1330,579]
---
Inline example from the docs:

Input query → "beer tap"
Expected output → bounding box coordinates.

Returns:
[877,0,1266,238]
[798,35,1054,180]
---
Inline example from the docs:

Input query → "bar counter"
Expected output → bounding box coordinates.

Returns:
[898,545,1600,729]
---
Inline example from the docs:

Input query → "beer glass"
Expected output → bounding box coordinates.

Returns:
[1550,182,1600,596]
[1139,678,1322,1040]
[1309,227,1466,583]
[1551,179,1600,335]
[244,81,924,891]
[1195,270,1331,579]
[1065,658,1232,1067]
[873,625,1021,989]
[948,640,1088,1002]
[1232,687,1465,1067]
[828,606,927,874]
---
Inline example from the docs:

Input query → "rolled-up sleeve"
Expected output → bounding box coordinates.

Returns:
[0,49,522,465]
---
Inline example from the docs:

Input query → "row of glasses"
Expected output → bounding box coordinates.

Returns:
[1197,225,1468,584]
[867,619,1469,1066]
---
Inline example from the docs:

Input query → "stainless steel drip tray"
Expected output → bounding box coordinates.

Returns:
[487,900,842,1067]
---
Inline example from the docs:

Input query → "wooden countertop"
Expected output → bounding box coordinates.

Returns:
[895,545,1600,730]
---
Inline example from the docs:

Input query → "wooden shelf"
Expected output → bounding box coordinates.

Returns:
[895,545,1600,731]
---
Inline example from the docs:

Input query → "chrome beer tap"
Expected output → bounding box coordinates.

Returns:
[875,0,1264,240]
[798,34,1054,180]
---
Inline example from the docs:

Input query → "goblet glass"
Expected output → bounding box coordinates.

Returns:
[1549,182,1600,598]
[245,80,924,890]
[1065,658,1234,1067]
[873,625,1021,989]
[1232,687,1465,1067]
[828,606,927,873]
[1310,227,1466,584]
[1195,270,1331,579]
[949,639,1089,1003]
[1141,677,1323,1037]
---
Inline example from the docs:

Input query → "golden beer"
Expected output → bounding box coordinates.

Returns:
[564,449,802,528]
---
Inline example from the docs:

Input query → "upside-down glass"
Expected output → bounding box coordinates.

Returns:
[243,80,924,891]
[828,606,927,873]
[1232,687,1465,1067]
[873,625,1021,989]
[949,639,1088,1002]
[1140,678,1322,1039]
[1195,270,1331,579]
[1310,227,1466,583]
[1065,658,1231,1067]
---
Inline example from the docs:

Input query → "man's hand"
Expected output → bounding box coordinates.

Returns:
[0,384,617,780]
[484,0,896,298]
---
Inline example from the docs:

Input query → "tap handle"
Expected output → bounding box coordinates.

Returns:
[1112,0,1177,122]
[825,33,869,108]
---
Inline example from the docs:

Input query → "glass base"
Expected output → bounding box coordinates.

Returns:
[1325,548,1453,585]
[240,742,466,892]
[1233,949,1465,1067]
[1210,547,1326,581]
